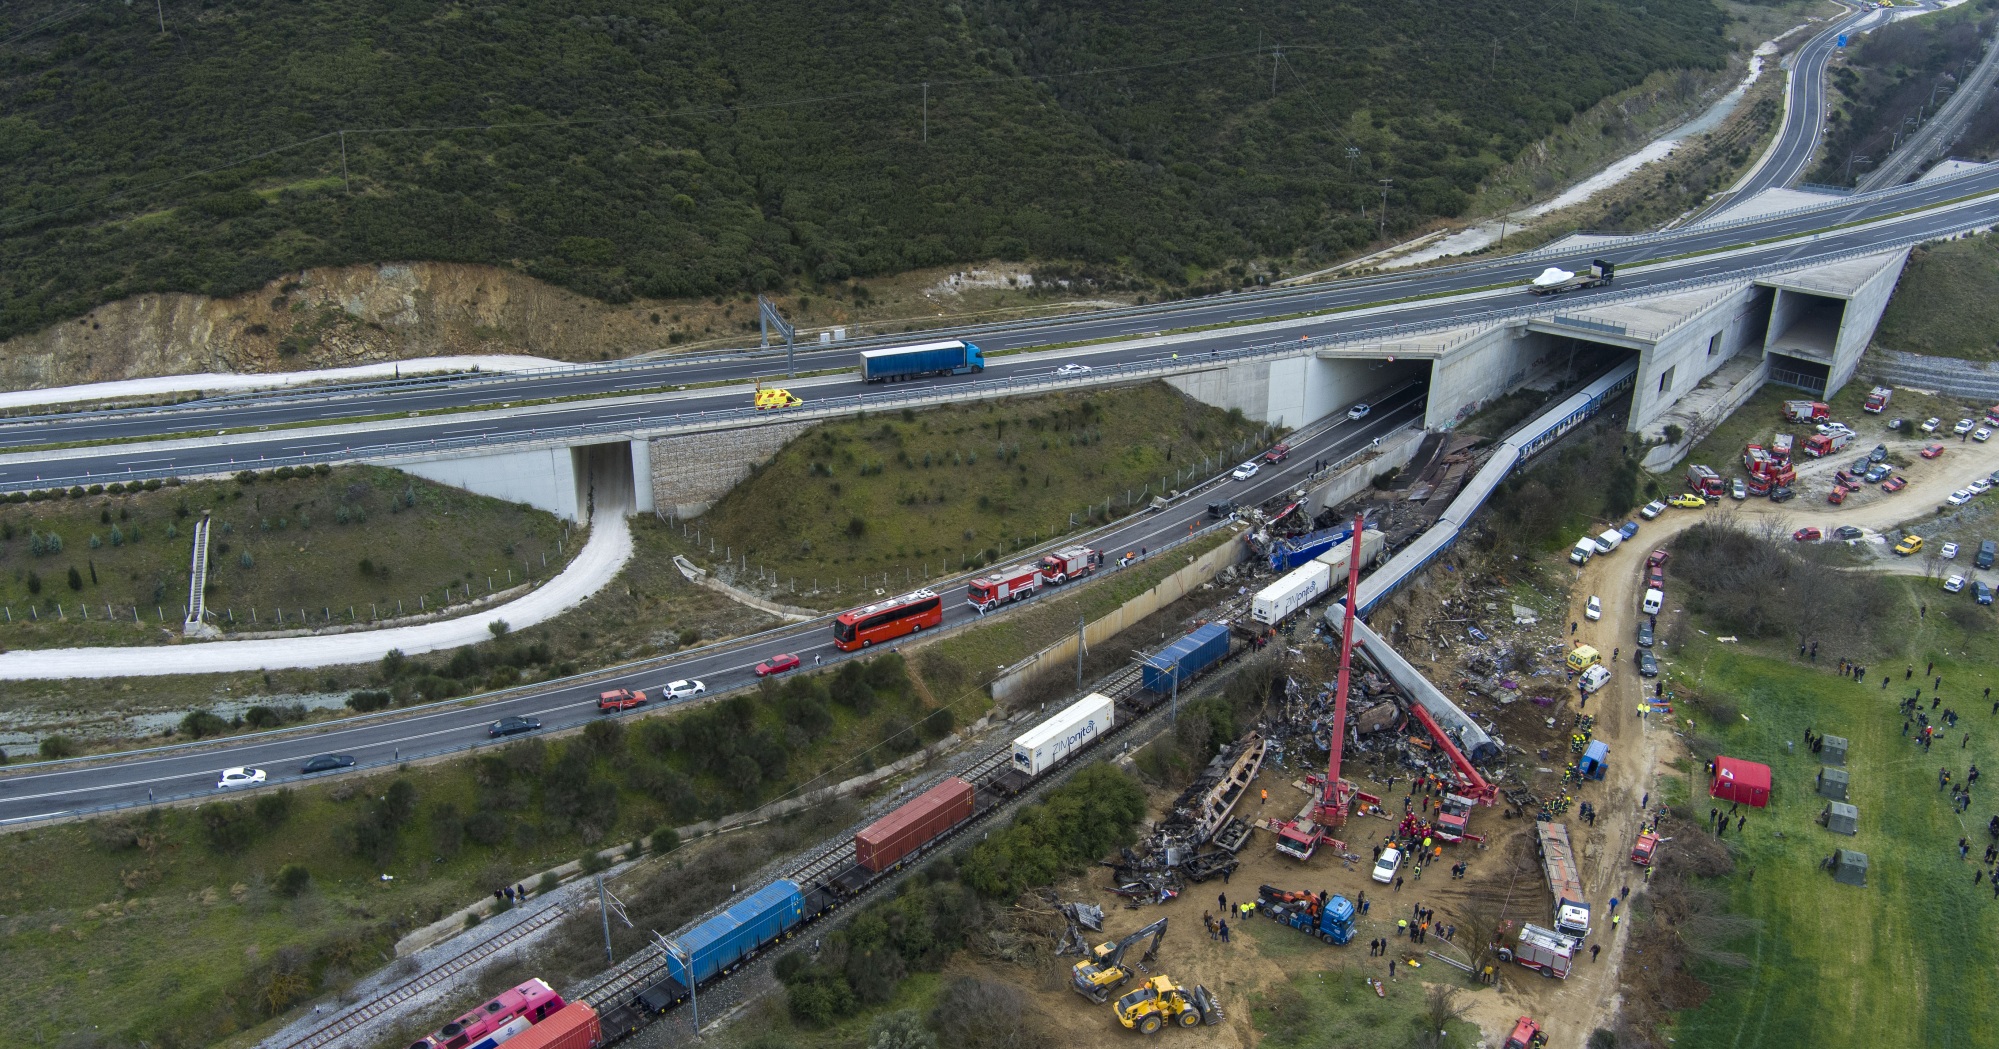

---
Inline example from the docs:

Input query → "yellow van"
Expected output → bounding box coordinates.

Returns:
[1566,645,1602,673]
[1895,534,1924,556]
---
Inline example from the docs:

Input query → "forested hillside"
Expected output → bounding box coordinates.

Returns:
[0,0,1726,340]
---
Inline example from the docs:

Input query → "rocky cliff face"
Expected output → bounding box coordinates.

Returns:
[0,261,685,392]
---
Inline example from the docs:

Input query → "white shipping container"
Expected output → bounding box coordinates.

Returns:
[1252,562,1331,624]
[1315,529,1387,576]
[1012,692,1116,777]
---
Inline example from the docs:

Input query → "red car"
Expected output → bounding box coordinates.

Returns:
[755,653,802,677]
[1882,476,1908,492]
[1793,527,1823,542]
[1828,488,1847,505]
[1263,443,1291,464]
[597,688,647,712]
[1923,443,1947,459]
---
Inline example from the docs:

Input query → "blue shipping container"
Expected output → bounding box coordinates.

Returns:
[1141,622,1231,693]
[1268,525,1355,572]
[861,340,983,382]
[666,879,805,988]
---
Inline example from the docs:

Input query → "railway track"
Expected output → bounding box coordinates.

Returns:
[277,901,572,1049]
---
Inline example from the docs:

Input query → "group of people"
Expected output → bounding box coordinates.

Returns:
[493,883,528,905]
[1705,804,1747,837]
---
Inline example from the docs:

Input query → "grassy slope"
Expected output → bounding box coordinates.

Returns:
[687,383,1264,594]
[0,465,573,647]
[1665,578,1999,1048]
[0,0,1727,339]
[1873,232,1999,362]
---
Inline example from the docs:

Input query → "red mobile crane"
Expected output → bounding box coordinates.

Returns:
[1274,514,1380,861]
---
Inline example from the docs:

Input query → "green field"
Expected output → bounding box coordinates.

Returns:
[0,465,573,648]
[1662,577,1999,1048]
[685,383,1266,597]
[1874,231,1999,362]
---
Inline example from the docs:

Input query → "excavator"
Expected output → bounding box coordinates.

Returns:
[1113,974,1224,1033]
[1072,918,1169,1003]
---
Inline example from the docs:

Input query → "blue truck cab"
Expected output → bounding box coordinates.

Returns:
[1263,891,1355,945]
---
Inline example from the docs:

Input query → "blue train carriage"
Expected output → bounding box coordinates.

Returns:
[639,879,806,1012]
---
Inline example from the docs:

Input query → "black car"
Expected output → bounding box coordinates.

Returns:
[1637,650,1660,677]
[299,753,356,774]
[1770,485,1795,503]
[1869,444,1888,463]
[1637,621,1655,648]
[1833,525,1864,540]
[489,716,542,738]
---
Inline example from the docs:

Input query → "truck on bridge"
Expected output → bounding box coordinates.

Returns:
[1526,259,1615,296]
[1535,821,1592,938]
[860,339,985,382]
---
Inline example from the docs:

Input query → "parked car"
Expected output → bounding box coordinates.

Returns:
[1956,418,1977,435]
[1348,403,1372,421]
[1864,463,1892,483]
[300,754,356,774]
[1639,500,1668,519]
[1882,476,1908,492]
[1730,478,1747,500]
[1637,620,1655,647]
[1834,526,1865,540]
[1232,461,1261,481]
[1668,493,1707,508]
[756,653,802,677]
[1923,443,1947,459]
[1636,650,1661,678]
[1896,535,1925,556]
[1943,542,1961,559]
[1945,574,1967,593]
[1922,417,1943,433]
[1869,444,1888,463]
[1770,485,1795,503]
[1618,521,1640,540]
[1971,478,1995,495]
[661,679,707,700]
[489,716,541,737]
[1828,488,1847,505]
[1371,845,1403,884]
[217,767,266,790]
[1978,428,1994,443]
[1888,417,1905,431]
[1948,489,1976,507]
[1585,595,1603,621]
[1793,527,1823,542]
[1978,581,1995,606]
[1055,363,1092,377]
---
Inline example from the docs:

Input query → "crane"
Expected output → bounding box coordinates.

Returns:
[1275,513,1370,861]
[1072,917,1169,1003]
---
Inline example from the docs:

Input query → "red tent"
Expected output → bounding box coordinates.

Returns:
[1709,756,1772,808]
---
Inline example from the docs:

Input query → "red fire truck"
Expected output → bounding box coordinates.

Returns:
[1039,546,1102,585]
[967,564,1042,612]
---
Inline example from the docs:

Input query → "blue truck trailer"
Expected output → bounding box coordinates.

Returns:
[860,340,984,382]
[1267,525,1356,572]
[664,879,805,989]
[1142,622,1231,693]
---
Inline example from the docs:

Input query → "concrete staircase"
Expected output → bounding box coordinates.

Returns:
[183,512,220,639]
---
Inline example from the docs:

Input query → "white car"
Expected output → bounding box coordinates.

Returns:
[1977,428,1993,443]
[1585,596,1603,621]
[1371,845,1403,884]
[1946,575,1967,593]
[1055,363,1092,377]
[1971,478,1994,495]
[1955,418,1977,435]
[217,767,266,790]
[1232,461,1260,481]
[1922,417,1943,434]
[1942,542,1961,559]
[1948,489,1976,507]
[1348,403,1372,421]
[661,679,707,700]
[1639,500,1667,520]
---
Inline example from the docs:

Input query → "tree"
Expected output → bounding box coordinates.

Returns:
[198,802,257,853]
[867,1010,936,1049]
[66,566,82,591]
[275,864,312,898]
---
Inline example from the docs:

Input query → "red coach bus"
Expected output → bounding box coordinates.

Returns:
[833,589,943,651]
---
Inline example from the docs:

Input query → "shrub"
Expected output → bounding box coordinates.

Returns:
[347,689,392,713]
[274,864,312,898]
[198,802,257,853]
[578,848,612,875]
[38,735,79,759]
[253,789,295,827]
[650,827,681,854]
[180,710,231,739]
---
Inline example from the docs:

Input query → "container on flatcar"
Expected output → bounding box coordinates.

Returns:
[855,777,976,872]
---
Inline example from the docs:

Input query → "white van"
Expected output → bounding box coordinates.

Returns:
[1570,537,1597,565]
[1595,529,1624,555]
[1642,588,1664,615]
[1580,664,1612,694]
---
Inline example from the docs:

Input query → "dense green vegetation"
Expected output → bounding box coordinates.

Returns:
[0,0,1728,339]
[1874,231,1999,360]
[1810,0,1998,186]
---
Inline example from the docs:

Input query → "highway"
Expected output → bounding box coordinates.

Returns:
[0,387,1426,824]
[1728,7,1877,201]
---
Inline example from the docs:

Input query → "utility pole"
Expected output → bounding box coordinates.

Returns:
[598,875,614,963]
[1345,145,1361,177]
[155,0,165,32]
[922,82,928,143]
[339,131,351,194]
[658,935,698,1033]
[1378,179,1393,239]
[1272,45,1282,98]
[1075,614,1086,688]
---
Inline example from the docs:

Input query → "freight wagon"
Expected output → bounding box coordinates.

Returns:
[501,1003,601,1049]
[1252,564,1330,625]
[859,340,985,382]
[1141,622,1232,692]
[1011,692,1116,777]
[854,777,976,873]
[660,880,806,992]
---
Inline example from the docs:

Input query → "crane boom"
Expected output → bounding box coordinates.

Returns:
[1318,512,1366,823]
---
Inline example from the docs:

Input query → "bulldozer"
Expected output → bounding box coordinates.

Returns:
[1072,918,1168,1003]
[1113,974,1224,1033]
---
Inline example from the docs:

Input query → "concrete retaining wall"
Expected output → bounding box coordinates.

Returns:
[648,419,815,518]
[400,445,585,520]
[1866,348,1999,401]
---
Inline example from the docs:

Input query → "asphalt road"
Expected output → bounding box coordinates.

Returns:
[0,386,1425,824]
[1733,7,1877,200]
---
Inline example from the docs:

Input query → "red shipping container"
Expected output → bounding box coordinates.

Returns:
[504,1002,601,1049]
[855,777,975,872]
